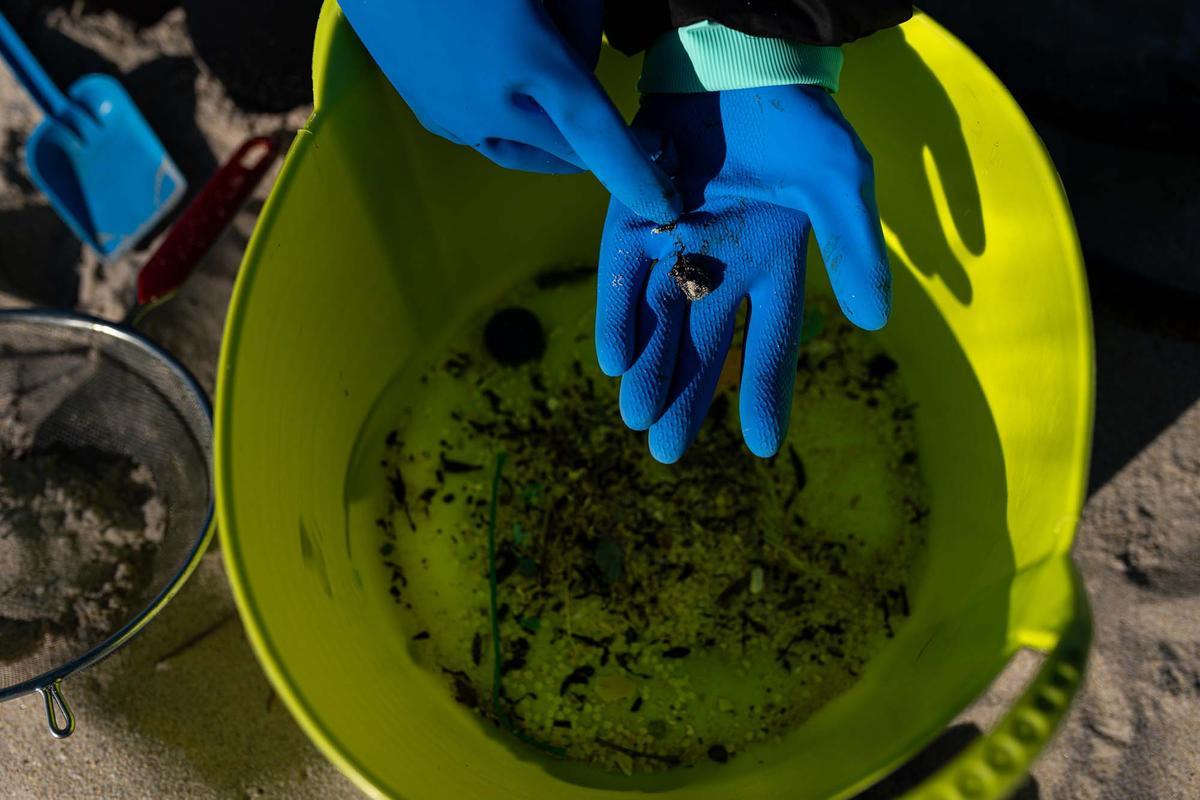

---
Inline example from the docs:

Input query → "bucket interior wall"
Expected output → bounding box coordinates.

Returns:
[217,7,1091,799]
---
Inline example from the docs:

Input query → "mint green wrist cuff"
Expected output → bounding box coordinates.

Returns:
[639,21,844,95]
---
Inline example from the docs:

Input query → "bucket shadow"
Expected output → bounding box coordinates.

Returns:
[1084,253,1200,494]
[0,204,82,305]
[80,554,337,796]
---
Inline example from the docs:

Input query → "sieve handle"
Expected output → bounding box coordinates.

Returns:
[36,679,75,739]
[135,134,282,310]
[900,566,1091,800]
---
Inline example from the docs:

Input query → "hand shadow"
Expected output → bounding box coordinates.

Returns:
[838,26,985,306]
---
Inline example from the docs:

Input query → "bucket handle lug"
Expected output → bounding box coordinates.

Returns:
[901,564,1092,800]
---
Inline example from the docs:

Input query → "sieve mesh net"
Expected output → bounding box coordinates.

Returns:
[0,314,211,695]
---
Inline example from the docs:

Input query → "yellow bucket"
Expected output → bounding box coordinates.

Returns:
[216,4,1094,798]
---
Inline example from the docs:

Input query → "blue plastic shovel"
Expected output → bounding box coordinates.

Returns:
[0,12,185,261]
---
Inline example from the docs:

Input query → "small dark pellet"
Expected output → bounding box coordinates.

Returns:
[707,744,729,763]
[484,307,546,366]
[867,353,898,380]
[669,253,716,301]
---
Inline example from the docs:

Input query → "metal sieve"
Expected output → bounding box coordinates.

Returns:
[0,135,278,736]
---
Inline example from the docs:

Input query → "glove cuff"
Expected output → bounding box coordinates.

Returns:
[639,21,843,95]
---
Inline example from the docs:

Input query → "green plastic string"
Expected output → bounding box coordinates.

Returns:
[487,452,565,757]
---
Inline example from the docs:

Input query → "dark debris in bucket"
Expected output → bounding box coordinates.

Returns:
[375,285,928,773]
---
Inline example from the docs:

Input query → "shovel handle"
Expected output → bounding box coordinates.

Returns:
[137,135,281,307]
[0,12,71,119]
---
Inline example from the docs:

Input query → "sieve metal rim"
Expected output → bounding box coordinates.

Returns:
[0,308,215,705]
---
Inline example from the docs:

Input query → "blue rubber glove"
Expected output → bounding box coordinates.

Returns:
[338,0,681,224]
[596,85,891,463]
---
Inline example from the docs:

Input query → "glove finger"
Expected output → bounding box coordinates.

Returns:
[618,258,686,430]
[596,204,658,376]
[806,175,892,331]
[647,294,739,464]
[737,88,890,330]
[475,138,584,175]
[530,53,682,224]
[740,259,807,458]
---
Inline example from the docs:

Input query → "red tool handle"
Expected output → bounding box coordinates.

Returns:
[136,135,281,306]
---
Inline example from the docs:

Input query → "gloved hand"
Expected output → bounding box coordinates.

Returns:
[338,0,681,224]
[596,85,890,463]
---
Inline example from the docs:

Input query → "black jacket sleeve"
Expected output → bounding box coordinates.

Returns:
[604,0,912,55]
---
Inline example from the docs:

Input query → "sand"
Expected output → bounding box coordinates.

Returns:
[0,2,1197,798]
[0,440,166,667]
